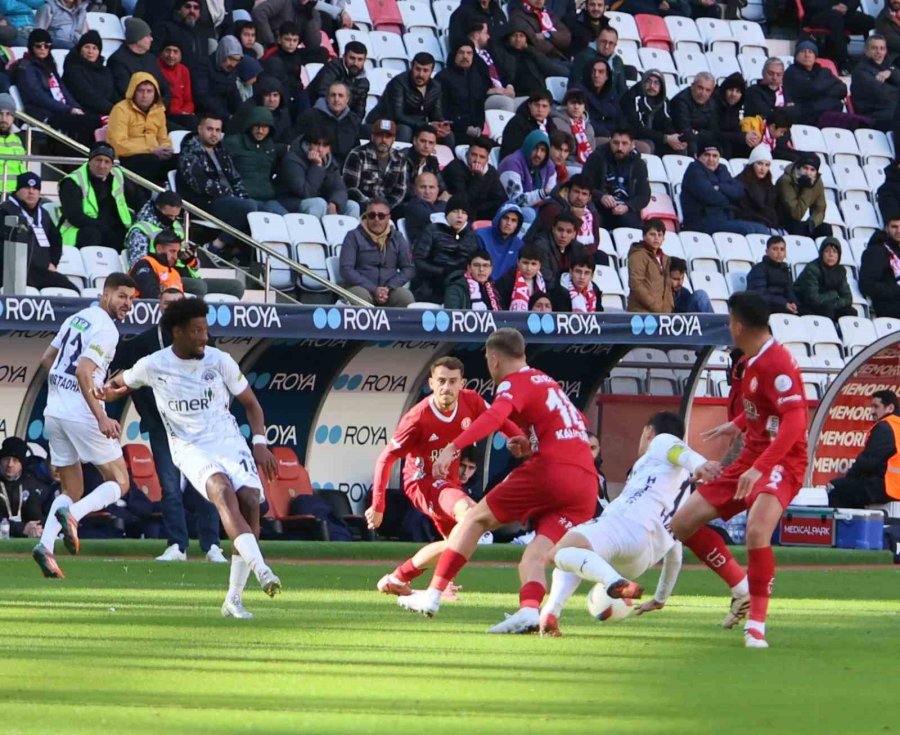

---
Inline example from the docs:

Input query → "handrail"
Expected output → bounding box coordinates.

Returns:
[11,110,369,306]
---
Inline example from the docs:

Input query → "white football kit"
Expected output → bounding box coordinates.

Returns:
[123,346,263,499]
[44,305,123,467]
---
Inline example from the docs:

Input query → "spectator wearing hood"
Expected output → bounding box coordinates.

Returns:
[228,74,292,144]
[438,40,492,142]
[735,144,781,234]
[620,69,688,156]
[536,174,605,256]
[234,56,264,106]
[508,0,572,65]
[195,35,245,122]
[860,223,900,317]
[551,89,596,166]
[680,139,769,235]
[232,19,264,59]
[276,126,357,218]
[260,22,312,117]
[877,157,900,225]
[0,436,48,539]
[296,80,361,168]
[33,0,88,50]
[443,249,502,310]
[782,41,847,126]
[108,18,172,106]
[500,91,557,160]
[573,57,623,144]
[795,237,856,320]
[549,252,603,313]
[108,71,175,187]
[776,152,832,238]
[494,241,546,308]
[855,34,900,132]
[476,201,525,278]
[715,72,751,157]
[442,136,507,220]
[747,235,799,314]
[150,0,216,80]
[412,196,480,302]
[497,25,565,99]
[582,127,650,230]
[498,129,557,223]
[223,105,286,214]
[307,41,370,119]
[670,72,720,155]
[802,0,874,73]
[0,172,76,292]
[15,29,101,146]
[156,41,197,132]
[401,172,446,246]
[62,30,117,118]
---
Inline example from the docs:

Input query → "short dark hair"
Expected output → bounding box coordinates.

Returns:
[518,242,543,262]
[413,124,438,139]
[365,196,391,212]
[161,296,208,333]
[553,211,581,229]
[567,174,591,192]
[468,136,493,155]
[104,272,136,291]
[528,89,553,104]
[549,129,575,151]
[412,51,435,67]
[431,356,464,375]
[344,40,367,56]
[873,390,898,411]
[642,218,666,234]
[646,411,685,440]
[767,108,792,129]
[727,291,770,329]
[161,287,183,297]
[486,327,526,358]
[469,249,492,264]
[610,126,634,140]
[569,253,595,271]
[529,291,551,309]
[278,22,301,37]
[304,125,335,147]
[563,89,587,105]
[766,235,786,249]
[465,18,488,36]
[198,110,224,125]
[669,256,688,274]
[598,25,618,38]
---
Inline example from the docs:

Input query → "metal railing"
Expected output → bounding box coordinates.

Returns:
[11,109,369,306]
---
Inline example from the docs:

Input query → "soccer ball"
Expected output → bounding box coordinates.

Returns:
[586,583,635,622]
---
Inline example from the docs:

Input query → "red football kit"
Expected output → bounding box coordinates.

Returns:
[450,366,598,543]
[699,338,809,519]
[371,390,522,537]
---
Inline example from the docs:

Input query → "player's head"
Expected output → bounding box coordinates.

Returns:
[871,390,898,421]
[159,287,184,313]
[484,328,526,383]
[727,291,770,350]
[429,356,465,411]
[161,296,209,359]
[459,447,478,484]
[586,430,600,459]
[100,272,136,321]
[639,411,684,455]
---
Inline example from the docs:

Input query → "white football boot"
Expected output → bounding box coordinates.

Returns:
[487,607,540,634]
[397,589,441,617]
[222,594,254,619]
[256,566,282,597]
[722,593,751,629]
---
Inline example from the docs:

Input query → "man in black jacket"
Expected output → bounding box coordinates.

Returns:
[670,72,720,154]
[400,172,446,245]
[743,57,791,120]
[828,390,900,507]
[150,0,215,83]
[860,222,900,317]
[367,52,453,144]
[852,35,900,131]
[499,91,557,160]
[307,41,370,118]
[296,81,362,168]
[441,137,506,221]
[581,128,650,229]
[803,0,874,73]
[449,0,508,49]
[109,289,224,563]
[402,125,442,198]
[108,17,171,106]
[0,437,49,539]
[782,41,847,126]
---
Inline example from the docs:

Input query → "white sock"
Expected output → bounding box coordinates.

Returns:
[70,481,121,522]
[542,567,582,617]
[233,532,266,575]
[732,577,750,597]
[745,619,765,635]
[227,555,251,598]
[40,494,72,552]
[555,547,621,587]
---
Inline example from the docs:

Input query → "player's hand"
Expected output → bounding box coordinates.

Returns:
[93,381,128,402]
[691,460,723,484]
[635,599,665,616]
[701,421,740,442]
[23,521,42,537]
[735,466,762,500]
[433,445,457,480]
[253,444,278,481]
[506,435,532,459]
[97,416,121,439]
[365,507,383,529]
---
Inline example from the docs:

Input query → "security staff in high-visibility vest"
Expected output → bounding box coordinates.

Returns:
[828,390,900,508]
[128,228,184,299]
[58,142,133,248]
[0,92,26,194]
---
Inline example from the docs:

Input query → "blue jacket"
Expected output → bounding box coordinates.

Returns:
[14,57,78,122]
[0,0,43,29]
[680,160,745,231]
[476,202,525,279]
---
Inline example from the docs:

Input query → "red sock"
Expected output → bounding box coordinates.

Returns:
[394,559,425,583]
[747,546,775,624]
[519,581,545,609]
[431,549,468,592]
[684,525,746,588]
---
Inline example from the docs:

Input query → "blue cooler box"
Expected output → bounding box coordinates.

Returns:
[834,509,884,550]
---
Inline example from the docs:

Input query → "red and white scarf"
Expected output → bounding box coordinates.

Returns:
[522,1,556,33]
[560,272,597,313]
[569,116,592,164]
[466,273,501,311]
[476,48,503,88]
[774,85,785,108]
[508,269,546,311]
[885,243,900,283]
[575,207,594,245]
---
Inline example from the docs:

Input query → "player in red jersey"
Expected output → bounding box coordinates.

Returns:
[365,356,524,598]
[397,329,599,632]
[672,291,808,649]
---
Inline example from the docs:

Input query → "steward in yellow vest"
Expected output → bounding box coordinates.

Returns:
[0,92,26,194]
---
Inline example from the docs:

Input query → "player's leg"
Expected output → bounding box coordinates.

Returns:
[33,461,83,577]
[380,540,446,596]
[552,522,643,602]
[742,492,785,649]
[223,485,267,618]
[539,530,594,635]
[57,457,130,556]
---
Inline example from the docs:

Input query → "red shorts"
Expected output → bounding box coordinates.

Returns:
[698,451,803,521]
[406,479,471,538]
[485,458,597,544]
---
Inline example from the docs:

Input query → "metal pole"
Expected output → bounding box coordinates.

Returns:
[2,215,29,294]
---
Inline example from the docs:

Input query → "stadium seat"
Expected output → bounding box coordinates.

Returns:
[643,192,679,230]
[344,0,374,28]
[259,447,327,539]
[612,227,643,261]
[366,67,400,97]
[841,200,881,240]
[832,162,871,203]
[87,11,125,41]
[864,161,886,191]
[123,444,163,504]
[791,125,828,157]
[284,212,327,245]
[597,228,617,264]
[638,47,677,76]
[80,245,120,287]
[205,293,240,303]
[681,229,717,262]
[169,129,189,154]
[714,231,755,270]
[838,315,877,355]
[431,1,457,33]
[662,154,691,192]
[635,14,672,50]
[56,247,88,289]
[845,267,870,316]
[594,265,625,309]
[738,52,765,81]
[784,235,819,268]
[316,489,374,540]
[689,270,729,312]
[404,30,445,64]
[696,18,737,54]
[800,314,843,360]
[664,16,702,51]
[673,48,710,84]
[614,41,641,72]
[367,0,404,32]
[41,287,79,297]
[684,232,721,271]
[708,52,742,82]
[855,128,893,166]
[247,212,294,290]
[661,231,686,259]
[294,243,331,292]
[606,11,641,43]
[369,31,408,69]
[608,367,644,394]
[335,27,372,53]
[874,316,900,336]
[546,76,569,104]
[824,199,847,237]
[729,20,768,55]
[626,347,679,394]
[726,269,747,294]
[822,128,862,166]
[644,154,669,195]
[322,214,360,248]
[485,109,512,142]
[398,1,437,31]
[325,254,340,284]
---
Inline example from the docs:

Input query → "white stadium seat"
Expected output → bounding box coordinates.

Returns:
[87,12,125,40]
[247,212,294,290]
[398,1,437,31]
[285,213,327,246]
[404,30,445,64]
[294,243,330,291]
[800,314,843,360]
[485,109,512,142]
[80,246,121,287]
[321,214,360,248]
[696,18,737,54]
[606,11,641,43]
[855,128,893,165]
[344,0,374,27]
[738,52,765,81]
[546,76,569,104]
[729,20,768,55]
[690,270,729,312]
[639,47,677,76]
[875,317,900,336]
[336,27,371,54]
[822,127,862,166]
[369,31,409,70]
[665,16,703,51]
[838,315,877,355]
[56,247,87,289]
[612,227,643,261]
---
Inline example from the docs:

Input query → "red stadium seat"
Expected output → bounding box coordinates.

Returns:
[259,447,328,539]
[124,443,162,503]
[642,192,679,231]
[816,57,840,78]
[793,0,851,46]
[366,0,403,33]
[472,220,492,230]
[635,14,672,50]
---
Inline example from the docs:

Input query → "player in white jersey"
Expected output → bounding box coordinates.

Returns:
[32,273,137,579]
[99,297,282,617]
[538,412,722,636]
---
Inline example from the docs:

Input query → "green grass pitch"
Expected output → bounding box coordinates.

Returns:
[0,541,897,735]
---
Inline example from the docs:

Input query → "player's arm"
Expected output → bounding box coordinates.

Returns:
[736,405,806,499]
[75,356,121,439]
[234,386,277,481]
[658,437,722,482]
[637,543,683,615]
[701,413,744,441]
[433,400,516,479]
[38,344,59,374]
[367,445,403,528]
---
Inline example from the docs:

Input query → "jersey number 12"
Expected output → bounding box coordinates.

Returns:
[53,329,84,376]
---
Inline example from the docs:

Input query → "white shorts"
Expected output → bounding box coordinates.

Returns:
[45,415,123,468]
[569,514,659,581]
[172,437,264,501]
